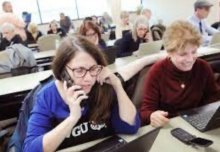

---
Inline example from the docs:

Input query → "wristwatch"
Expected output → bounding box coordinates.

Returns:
[114,72,125,85]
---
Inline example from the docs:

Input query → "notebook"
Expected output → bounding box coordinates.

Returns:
[180,101,220,132]
[136,40,163,56]
[82,128,160,152]
[103,46,117,65]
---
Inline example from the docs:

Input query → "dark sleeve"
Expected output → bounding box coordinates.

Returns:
[0,38,8,50]
[118,32,133,57]
[66,16,72,27]
[203,62,220,103]
[98,39,107,49]
[140,63,161,125]
[47,30,52,35]
[211,22,220,29]
[36,31,43,41]
[111,102,140,134]
[14,35,23,44]
[59,28,66,37]
[23,93,53,152]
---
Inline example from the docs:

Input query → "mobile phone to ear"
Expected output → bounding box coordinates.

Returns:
[61,69,88,107]
[61,69,74,88]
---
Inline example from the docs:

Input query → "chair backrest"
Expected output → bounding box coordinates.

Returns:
[37,34,60,51]
[131,65,152,109]
[210,32,220,46]
[150,24,166,41]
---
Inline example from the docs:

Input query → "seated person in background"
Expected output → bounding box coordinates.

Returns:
[47,20,66,38]
[0,1,26,41]
[77,17,93,33]
[187,0,218,46]
[0,22,23,51]
[119,15,152,57]
[140,20,220,127]
[79,21,107,49]
[116,11,133,39]
[25,22,43,44]
[91,15,104,33]
[100,12,113,33]
[60,12,73,33]
[23,36,140,152]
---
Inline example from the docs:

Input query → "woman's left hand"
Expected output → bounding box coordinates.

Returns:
[97,67,121,88]
[144,32,153,42]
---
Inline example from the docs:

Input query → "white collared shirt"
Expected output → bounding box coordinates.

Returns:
[188,14,218,46]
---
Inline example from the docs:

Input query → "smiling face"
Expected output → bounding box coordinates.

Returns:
[169,43,198,71]
[66,51,98,93]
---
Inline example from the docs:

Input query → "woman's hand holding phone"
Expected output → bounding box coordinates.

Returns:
[144,32,153,42]
[63,81,88,121]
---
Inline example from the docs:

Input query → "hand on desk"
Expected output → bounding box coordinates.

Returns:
[150,110,169,127]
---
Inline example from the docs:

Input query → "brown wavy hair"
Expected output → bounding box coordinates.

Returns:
[79,21,101,40]
[52,35,113,124]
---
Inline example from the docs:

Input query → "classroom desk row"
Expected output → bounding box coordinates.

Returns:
[58,116,220,152]
[1,46,220,97]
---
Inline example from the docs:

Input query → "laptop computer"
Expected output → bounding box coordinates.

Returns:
[103,46,117,65]
[82,128,160,152]
[180,101,220,132]
[136,40,163,56]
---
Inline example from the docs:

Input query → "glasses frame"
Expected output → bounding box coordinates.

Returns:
[66,65,103,78]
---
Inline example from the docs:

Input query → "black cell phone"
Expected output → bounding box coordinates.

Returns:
[171,128,195,145]
[171,128,213,147]
[190,137,213,147]
[61,69,88,107]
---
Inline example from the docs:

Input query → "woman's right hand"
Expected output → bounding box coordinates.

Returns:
[63,81,88,122]
[150,110,169,127]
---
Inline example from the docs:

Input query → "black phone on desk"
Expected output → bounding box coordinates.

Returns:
[61,69,88,107]
[190,137,213,147]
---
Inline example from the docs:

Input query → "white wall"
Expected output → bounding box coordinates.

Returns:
[142,0,219,26]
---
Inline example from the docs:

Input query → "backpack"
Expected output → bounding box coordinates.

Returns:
[7,75,54,152]
[0,44,37,73]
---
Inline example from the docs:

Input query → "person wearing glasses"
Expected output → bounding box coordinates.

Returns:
[79,21,107,49]
[188,0,218,46]
[24,36,140,152]
[119,15,152,57]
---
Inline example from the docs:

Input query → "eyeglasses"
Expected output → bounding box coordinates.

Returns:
[66,65,103,78]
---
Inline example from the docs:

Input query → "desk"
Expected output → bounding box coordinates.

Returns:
[58,116,220,152]
[0,55,137,96]
[34,50,56,60]
[1,47,220,97]
[28,43,38,48]
[0,70,52,96]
